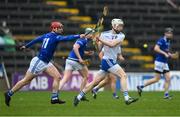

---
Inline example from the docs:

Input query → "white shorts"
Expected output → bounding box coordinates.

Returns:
[154,61,169,73]
[28,57,53,75]
[65,59,84,71]
[98,64,122,77]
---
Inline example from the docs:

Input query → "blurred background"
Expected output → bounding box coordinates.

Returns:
[0,0,180,91]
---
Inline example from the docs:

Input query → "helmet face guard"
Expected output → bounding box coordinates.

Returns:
[111,19,124,33]
[85,28,94,34]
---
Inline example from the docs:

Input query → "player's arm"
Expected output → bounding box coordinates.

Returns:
[117,47,124,61]
[56,34,85,41]
[118,53,125,61]
[154,45,169,58]
[97,37,122,47]
[84,50,94,56]
[98,51,104,60]
[97,41,103,51]
[21,35,44,49]
[168,51,179,59]
[73,43,84,64]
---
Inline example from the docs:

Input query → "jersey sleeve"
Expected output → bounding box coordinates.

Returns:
[75,39,84,47]
[25,35,44,48]
[99,33,106,40]
[117,33,125,42]
[56,35,80,41]
[156,39,163,46]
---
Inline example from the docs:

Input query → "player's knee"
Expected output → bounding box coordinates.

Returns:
[104,79,109,84]
[22,78,31,85]
[165,78,171,82]
[92,79,99,86]
[154,77,160,82]
[124,74,128,79]
[81,71,88,79]
[120,74,127,79]
[55,76,61,81]
[83,74,88,80]
[53,74,61,81]
[83,77,88,82]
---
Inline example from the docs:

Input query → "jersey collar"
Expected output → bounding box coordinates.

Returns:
[163,36,167,42]
[51,32,59,36]
[111,29,122,35]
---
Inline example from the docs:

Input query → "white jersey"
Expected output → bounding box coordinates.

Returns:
[100,30,125,62]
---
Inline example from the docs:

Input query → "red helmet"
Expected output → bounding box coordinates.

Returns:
[50,21,63,30]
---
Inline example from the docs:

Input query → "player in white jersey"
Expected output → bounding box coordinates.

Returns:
[74,18,138,106]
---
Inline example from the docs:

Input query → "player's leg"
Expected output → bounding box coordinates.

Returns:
[92,75,109,99]
[163,63,172,99]
[78,66,88,91]
[4,71,36,106]
[12,71,35,93]
[93,76,109,92]
[44,64,65,104]
[164,71,172,99]
[137,73,161,96]
[82,70,107,94]
[110,74,119,99]
[109,64,138,105]
[137,61,162,96]
[74,70,107,106]
[78,66,90,101]
[59,70,73,90]
[59,59,74,90]
[92,73,119,99]
[144,73,161,87]
[4,57,40,106]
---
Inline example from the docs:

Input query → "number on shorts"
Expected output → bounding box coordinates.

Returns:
[42,38,49,48]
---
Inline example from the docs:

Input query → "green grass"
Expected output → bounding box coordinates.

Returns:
[0,91,180,116]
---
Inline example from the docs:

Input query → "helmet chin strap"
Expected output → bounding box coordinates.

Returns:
[112,27,120,34]
[165,36,172,41]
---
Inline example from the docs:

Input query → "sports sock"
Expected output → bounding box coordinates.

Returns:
[7,90,14,97]
[164,91,169,97]
[140,85,144,89]
[123,91,130,101]
[77,91,85,100]
[93,86,99,92]
[113,92,117,97]
[51,92,59,100]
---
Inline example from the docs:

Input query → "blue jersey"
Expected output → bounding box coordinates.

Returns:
[155,36,170,63]
[25,32,80,63]
[68,38,88,61]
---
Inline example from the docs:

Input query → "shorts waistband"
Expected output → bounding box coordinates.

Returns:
[67,58,79,62]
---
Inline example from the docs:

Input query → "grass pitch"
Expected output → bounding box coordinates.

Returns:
[0,91,180,116]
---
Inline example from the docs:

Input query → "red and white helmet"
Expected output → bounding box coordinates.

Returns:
[50,21,63,30]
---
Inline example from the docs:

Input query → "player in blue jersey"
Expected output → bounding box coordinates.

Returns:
[137,28,179,99]
[4,21,86,106]
[59,28,94,101]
